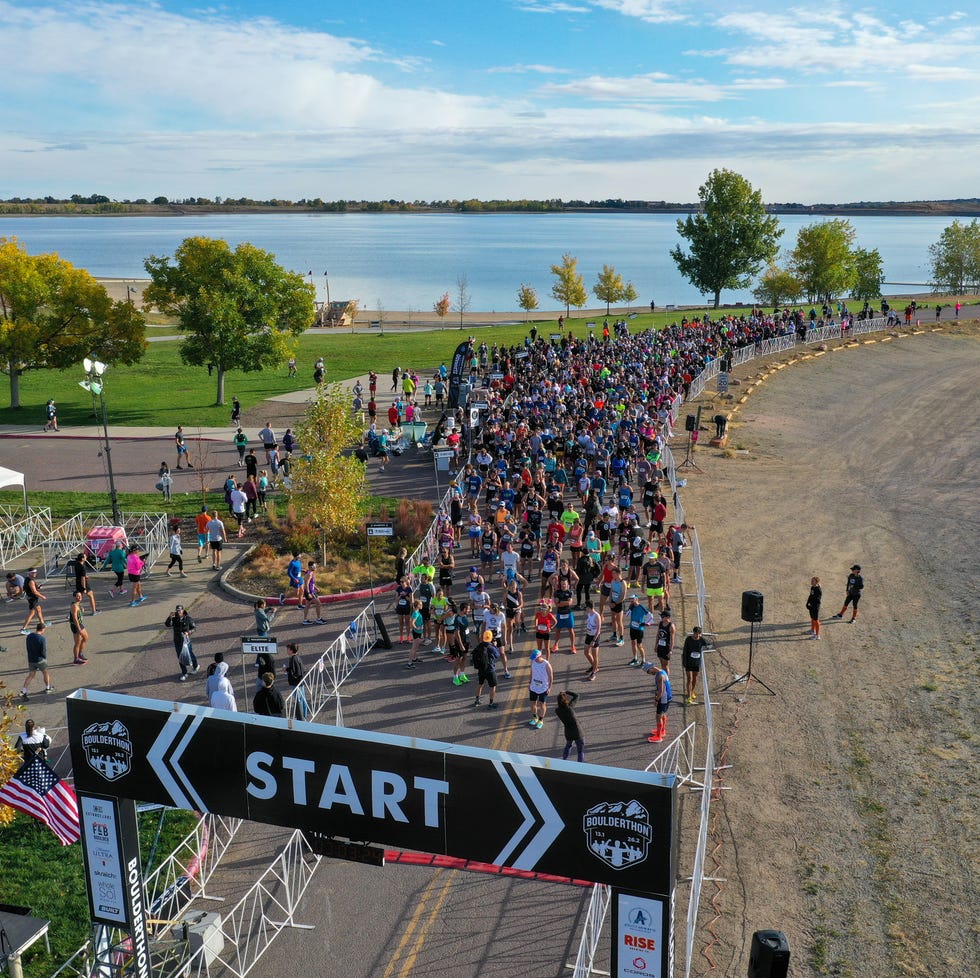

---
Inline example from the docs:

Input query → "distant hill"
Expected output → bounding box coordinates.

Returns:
[1,196,979,218]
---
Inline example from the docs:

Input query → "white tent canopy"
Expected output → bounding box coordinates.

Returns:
[0,466,28,510]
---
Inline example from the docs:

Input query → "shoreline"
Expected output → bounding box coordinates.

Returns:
[96,277,954,324]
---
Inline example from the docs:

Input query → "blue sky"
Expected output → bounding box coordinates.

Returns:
[1,0,978,203]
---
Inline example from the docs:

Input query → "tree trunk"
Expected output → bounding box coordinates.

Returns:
[8,359,20,409]
[215,368,226,406]
[713,290,721,308]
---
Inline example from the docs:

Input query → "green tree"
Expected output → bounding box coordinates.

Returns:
[754,263,803,307]
[593,263,625,315]
[790,219,858,302]
[0,237,146,409]
[670,168,782,308]
[144,236,314,405]
[850,247,885,301]
[622,281,638,314]
[287,382,367,564]
[928,219,980,294]
[516,283,539,321]
[550,253,587,319]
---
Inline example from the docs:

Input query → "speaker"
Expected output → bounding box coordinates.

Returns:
[685,414,697,432]
[741,590,764,623]
[748,930,790,978]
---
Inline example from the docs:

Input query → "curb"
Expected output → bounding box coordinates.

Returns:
[217,547,397,606]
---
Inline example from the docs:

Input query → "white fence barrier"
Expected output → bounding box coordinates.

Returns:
[0,506,53,570]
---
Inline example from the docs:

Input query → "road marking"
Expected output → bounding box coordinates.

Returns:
[382,869,447,978]
[390,870,455,978]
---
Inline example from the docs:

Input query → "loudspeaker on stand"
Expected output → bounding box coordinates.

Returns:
[741,589,764,623]
[748,929,790,978]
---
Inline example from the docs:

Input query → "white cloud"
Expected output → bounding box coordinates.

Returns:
[487,63,574,75]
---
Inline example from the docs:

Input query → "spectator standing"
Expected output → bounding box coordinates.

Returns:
[253,672,284,716]
[195,506,211,563]
[165,604,198,681]
[208,662,237,711]
[15,718,51,760]
[832,565,864,623]
[254,598,276,638]
[19,623,54,700]
[69,590,90,664]
[555,690,586,762]
[471,630,500,708]
[527,648,554,729]
[157,462,173,501]
[285,642,309,720]
[806,577,822,639]
[5,572,25,601]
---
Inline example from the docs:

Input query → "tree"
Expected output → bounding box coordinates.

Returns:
[928,219,980,294]
[454,273,471,330]
[550,253,587,318]
[144,236,314,405]
[790,220,858,302]
[622,281,638,314]
[593,264,626,315]
[670,168,782,308]
[0,237,146,408]
[516,283,538,321]
[433,291,450,325]
[850,247,885,301]
[754,263,803,307]
[287,382,367,564]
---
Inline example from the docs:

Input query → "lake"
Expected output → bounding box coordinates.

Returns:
[0,212,954,312]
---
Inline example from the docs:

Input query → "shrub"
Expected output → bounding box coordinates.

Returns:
[394,499,433,539]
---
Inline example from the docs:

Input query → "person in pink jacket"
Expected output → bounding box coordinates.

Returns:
[126,546,146,606]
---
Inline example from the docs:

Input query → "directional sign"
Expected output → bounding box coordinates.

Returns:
[68,690,677,892]
[366,522,394,537]
[469,408,481,428]
[241,636,278,658]
[471,401,490,412]
[434,448,455,458]
[717,371,730,394]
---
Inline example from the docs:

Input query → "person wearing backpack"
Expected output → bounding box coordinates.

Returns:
[471,630,500,709]
[644,661,672,743]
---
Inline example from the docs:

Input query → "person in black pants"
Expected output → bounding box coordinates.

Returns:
[165,605,198,680]
[555,690,585,762]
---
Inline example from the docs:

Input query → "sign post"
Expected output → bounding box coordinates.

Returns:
[240,636,279,712]
[364,522,393,598]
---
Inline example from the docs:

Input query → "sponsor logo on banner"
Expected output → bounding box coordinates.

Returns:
[82,720,133,782]
[584,799,652,870]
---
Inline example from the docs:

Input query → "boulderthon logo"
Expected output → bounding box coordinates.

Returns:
[82,720,133,782]
[583,799,652,870]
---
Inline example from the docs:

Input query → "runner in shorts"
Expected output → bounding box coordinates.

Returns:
[583,600,603,681]
[682,626,709,704]
[533,601,557,658]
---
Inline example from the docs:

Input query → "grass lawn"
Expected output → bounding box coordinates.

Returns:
[0,312,672,428]
[0,808,198,978]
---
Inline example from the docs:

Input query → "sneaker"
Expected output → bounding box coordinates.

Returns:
[647,733,664,743]
[410,657,421,664]
[130,601,138,607]
[316,618,326,624]
[534,718,544,729]
[452,676,463,686]
[108,589,116,598]
[119,588,128,595]
[405,662,415,669]
[137,596,147,604]
[528,718,538,728]
[587,672,596,682]
[460,673,470,683]
[628,658,638,666]
[690,694,697,703]
[487,702,498,709]
[20,690,28,701]
[847,618,856,624]
[179,674,188,681]
[19,629,31,635]
[74,657,88,665]
[831,614,843,619]
[473,697,481,706]
[179,573,188,578]
[279,592,285,605]
[615,638,624,647]
[193,664,200,673]
[45,685,55,693]
[302,620,314,625]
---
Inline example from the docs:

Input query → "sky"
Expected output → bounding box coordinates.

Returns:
[1,0,978,204]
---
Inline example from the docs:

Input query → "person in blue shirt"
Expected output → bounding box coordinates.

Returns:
[627,595,650,667]
[281,552,303,610]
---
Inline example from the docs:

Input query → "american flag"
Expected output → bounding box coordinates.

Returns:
[0,755,80,845]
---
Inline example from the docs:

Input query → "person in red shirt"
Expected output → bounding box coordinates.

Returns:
[533,601,558,658]
[387,403,400,427]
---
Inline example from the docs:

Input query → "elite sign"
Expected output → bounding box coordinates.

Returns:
[68,690,677,892]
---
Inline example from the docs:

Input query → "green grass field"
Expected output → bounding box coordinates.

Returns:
[0,312,675,428]
[0,808,198,978]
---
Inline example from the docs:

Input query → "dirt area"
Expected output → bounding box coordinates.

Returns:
[678,324,979,976]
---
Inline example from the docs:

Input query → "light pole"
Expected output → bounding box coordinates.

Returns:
[79,357,122,526]
[323,270,331,312]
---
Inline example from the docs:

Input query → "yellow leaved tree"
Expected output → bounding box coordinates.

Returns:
[286,382,367,564]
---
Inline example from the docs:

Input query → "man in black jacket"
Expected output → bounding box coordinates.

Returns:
[165,605,198,681]
[285,643,309,720]
[253,672,284,717]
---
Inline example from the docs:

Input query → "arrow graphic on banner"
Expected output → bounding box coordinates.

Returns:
[492,756,565,870]
[146,714,210,812]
